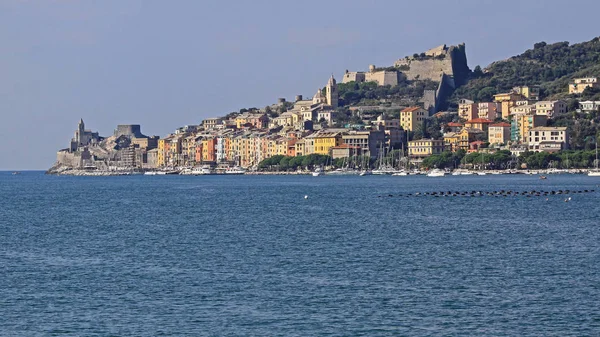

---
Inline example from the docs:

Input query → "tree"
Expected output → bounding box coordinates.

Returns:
[472,65,484,78]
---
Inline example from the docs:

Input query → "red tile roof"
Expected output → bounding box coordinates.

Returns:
[490,122,511,127]
[447,122,463,127]
[402,106,422,112]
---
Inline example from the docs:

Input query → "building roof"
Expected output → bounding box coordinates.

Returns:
[466,118,494,124]
[447,122,463,127]
[490,122,511,127]
[402,106,423,112]
[530,127,568,131]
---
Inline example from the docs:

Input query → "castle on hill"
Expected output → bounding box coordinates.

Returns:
[342,43,469,89]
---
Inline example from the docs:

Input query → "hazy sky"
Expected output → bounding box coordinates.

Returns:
[2,0,600,170]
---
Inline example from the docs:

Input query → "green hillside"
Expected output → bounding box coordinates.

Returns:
[452,37,600,102]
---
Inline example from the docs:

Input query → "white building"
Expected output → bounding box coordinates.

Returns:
[528,127,569,153]
[579,100,600,113]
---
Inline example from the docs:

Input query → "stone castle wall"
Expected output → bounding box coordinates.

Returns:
[394,44,469,86]
[342,71,365,83]
[394,57,454,81]
[56,150,83,168]
[364,71,399,86]
[114,125,144,138]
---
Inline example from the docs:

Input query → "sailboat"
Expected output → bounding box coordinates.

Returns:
[476,152,487,175]
[588,141,600,176]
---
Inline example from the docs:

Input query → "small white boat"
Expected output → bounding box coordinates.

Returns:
[193,165,213,175]
[359,170,372,176]
[427,169,446,177]
[312,168,324,177]
[476,172,487,176]
[225,166,246,175]
[144,171,157,176]
[392,171,408,176]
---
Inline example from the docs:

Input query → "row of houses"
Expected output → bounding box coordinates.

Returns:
[151,114,405,168]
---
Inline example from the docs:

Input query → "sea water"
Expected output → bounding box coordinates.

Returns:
[1,172,600,336]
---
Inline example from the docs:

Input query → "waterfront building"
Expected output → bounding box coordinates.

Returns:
[305,129,344,155]
[458,128,485,152]
[331,144,362,159]
[443,132,460,152]
[528,127,569,152]
[408,139,444,162]
[341,130,386,158]
[488,122,512,146]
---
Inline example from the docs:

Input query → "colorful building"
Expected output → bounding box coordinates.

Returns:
[400,106,428,131]
[488,122,512,146]
[408,139,444,158]
[569,77,599,94]
[510,113,548,143]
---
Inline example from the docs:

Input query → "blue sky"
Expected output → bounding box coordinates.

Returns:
[1,0,600,170]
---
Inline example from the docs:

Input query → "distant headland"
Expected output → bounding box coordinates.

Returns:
[47,38,600,176]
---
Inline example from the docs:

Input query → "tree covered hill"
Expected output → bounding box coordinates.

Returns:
[452,37,600,102]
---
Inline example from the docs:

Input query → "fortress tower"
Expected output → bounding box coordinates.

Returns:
[326,74,338,109]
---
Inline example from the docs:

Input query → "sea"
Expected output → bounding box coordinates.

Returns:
[1,171,600,336]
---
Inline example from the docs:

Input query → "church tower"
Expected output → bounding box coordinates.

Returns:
[77,118,85,145]
[326,74,338,109]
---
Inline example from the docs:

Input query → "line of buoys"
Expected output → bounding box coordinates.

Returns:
[377,189,596,198]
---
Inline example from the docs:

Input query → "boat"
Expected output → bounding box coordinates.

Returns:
[427,169,446,177]
[312,167,324,177]
[476,171,487,176]
[192,165,213,175]
[589,141,600,176]
[144,171,157,176]
[12,171,21,175]
[539,175,547,180]
[392,170,408,176]
[225,166,246,175]
[359,170,372,176]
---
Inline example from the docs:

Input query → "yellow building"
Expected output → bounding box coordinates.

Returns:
[493,92,524,102]
[457,128,484,151]
[306,130,343,155]
[510,113,548,143]
[408,139,444,158]
[569,77,599,94]
[294,139,306,156]
[458,101,478,120]
[443,132,461,152]
[157,138,169,167]
[513,86,540,100]
[400,106,428,131]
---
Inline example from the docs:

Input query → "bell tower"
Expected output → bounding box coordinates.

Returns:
[326,74,338,109]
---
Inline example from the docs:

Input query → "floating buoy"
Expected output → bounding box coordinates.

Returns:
[304,195,308,199]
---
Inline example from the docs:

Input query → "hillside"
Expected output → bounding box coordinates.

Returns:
[452,37,600,102]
